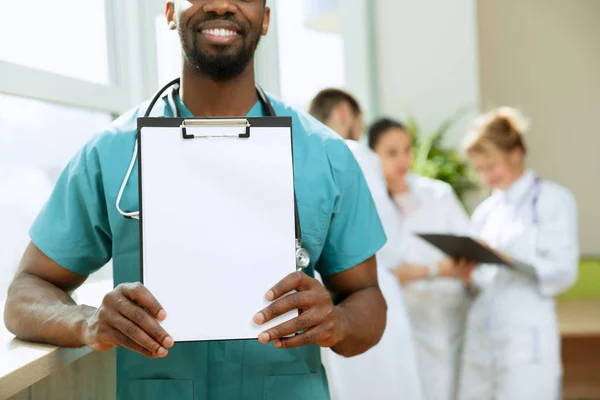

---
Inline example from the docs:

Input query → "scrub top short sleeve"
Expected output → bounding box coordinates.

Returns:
[29,135,112,276]
[25,94,388,400]
[315,141,387,276]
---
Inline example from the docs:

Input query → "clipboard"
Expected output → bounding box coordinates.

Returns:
[416,233,510,266]
[136,116,299,342]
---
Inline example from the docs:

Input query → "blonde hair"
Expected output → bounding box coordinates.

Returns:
[463,107,530,156]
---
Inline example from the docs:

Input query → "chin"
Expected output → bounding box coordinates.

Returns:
[201,45,240,57]
[491,181,508,190]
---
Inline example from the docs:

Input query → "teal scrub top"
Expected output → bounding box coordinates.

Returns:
[29,92,386,400]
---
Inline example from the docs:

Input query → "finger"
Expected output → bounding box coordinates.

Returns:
[477,239,490,249]
[116,298,174,349]
[264,271,314,301]
[109,312,169,357]
[254,291,325,326]
[120,283,166,321]
[458,258,473,268]
[273,324,331,349]
[105,326,159,358]
[258,308,326,344]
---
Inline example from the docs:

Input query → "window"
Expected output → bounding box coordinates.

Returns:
[275,0,346,110]
[155,14,183,86]
[0,0,155,115]
[0,0,111,85]
[0,94,114,300]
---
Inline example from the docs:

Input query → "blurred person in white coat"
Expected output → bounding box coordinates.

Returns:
[457,107,579,400]
[368,117,475,400]
[308,88,424,400]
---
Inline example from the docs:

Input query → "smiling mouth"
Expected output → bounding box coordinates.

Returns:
[201,28,239,37]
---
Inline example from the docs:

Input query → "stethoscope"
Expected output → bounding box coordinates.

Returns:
[469,175,542,297]
[505,175,542,225]
[115,77,311,271]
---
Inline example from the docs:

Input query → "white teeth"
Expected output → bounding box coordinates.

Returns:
[203,28,236,37]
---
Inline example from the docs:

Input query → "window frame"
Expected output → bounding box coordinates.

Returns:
[0,0,290,115]
[0,0,159,115]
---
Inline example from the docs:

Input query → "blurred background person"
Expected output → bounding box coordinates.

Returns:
[457,107,579,400]
[368,117,475,400]
[309,88,424,400]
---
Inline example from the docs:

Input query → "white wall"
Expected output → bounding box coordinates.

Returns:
[274,0,346,110]
[477,0,600,255]
[373,0,481,145]
[254,0,282,97]
[339,0,379,124]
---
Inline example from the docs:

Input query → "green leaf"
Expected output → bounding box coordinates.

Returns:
[405,113,420,146]
[406,107,479,206]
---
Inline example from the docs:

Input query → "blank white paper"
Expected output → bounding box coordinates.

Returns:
[139,125,297,342]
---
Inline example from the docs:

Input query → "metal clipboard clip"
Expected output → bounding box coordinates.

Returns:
[181,118,251,139]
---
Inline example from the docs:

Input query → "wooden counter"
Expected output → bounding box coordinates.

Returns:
[558,299,600,399]
[557,299,600,337]
[1,280,113,399]
[1,282,598,399]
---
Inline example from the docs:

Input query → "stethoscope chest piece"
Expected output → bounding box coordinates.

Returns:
[296,244,310,271]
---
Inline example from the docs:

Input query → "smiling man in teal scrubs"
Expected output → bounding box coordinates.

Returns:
[3,1,388,399]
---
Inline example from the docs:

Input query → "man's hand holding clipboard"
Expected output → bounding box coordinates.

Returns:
[253,271,342,350]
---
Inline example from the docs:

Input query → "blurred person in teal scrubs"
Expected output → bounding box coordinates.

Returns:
[2,1,389,399]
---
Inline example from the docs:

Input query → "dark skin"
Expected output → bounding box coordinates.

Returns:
[4,243,173,358]
[166,0,268,116]
[3,0,387,359]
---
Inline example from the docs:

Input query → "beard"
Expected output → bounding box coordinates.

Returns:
[179,16,262,82]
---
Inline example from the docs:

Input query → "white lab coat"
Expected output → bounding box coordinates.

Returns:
[398,174,472,400]
[320,141,423,400]
[457,169,579,400]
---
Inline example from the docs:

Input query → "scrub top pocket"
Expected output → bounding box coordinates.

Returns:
[263,373,329,400]
[118,379,195,400]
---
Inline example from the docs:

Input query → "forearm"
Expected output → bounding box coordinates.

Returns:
[393,263,429,286]
[331,286,387,357]
[495,251,539,280]
[4,272,94,348]
[509,259,538,280]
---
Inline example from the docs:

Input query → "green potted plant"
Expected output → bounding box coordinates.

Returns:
[406,110,479,206]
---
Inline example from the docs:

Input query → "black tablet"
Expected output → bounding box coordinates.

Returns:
[416,233,510,266]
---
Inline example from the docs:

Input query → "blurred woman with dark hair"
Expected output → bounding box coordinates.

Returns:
[369,117,475,400]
